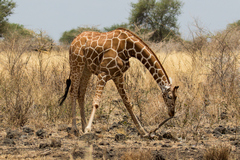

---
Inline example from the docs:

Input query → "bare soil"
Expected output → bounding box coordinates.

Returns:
[1,112,240,160]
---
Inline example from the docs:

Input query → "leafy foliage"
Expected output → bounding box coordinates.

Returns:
[4,23,34,38]
[59,26,100,45]
[0,0,16,36]
[129,0,183,42]
[227,20,240,29]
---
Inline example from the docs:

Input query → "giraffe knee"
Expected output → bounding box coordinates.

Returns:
[94,104,99,109]
[92,102,99,109]
[124,101,133,109]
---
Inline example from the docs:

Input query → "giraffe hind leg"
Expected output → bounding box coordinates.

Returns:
[69,64,85,135]
[77,67,92,132]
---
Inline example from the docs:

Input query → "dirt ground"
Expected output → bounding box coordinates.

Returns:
[0,111,240,160]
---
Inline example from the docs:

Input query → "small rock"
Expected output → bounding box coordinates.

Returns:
[79,133,98,141]
[153,143,163,146]
[106,148,115,158]
[62,147,70,151]
[205,129,212,134]
[50,139,61,148]
[213,130,222,137]
[213,126,227,137]
[40,150,51,156]
[72,150,84,159]
[3,138,16,145]
[95,130,102,134]
[134,141,142,145]
[231,140,240,147]
[109,122,119,130]
[153,150,165,160]
[227,126,240,133]
[123,115,128,120]
[162,132,173,139]
[36,129,47,139]
[220,112,227,120]
[115,133,126,141]
[161,144,171,147]
[158,134,163,140]
[39,143,50,149]
[99,141,110,146]
[100,115,108,120]
[229,137,236,141]
[58,124,69,131]
[23,126,34,133]
[213,125,227,134]
[127,126,138,133]
[0,114,3,122]
[66,127,72,133]
[66,127,79,136]
[28,132,34,136]
[24,141,33,146]
[21,134,28,139]
[191,146,197,150]
[6,130,21,139]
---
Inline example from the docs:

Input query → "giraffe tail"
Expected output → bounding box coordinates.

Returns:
[58,78,71,106]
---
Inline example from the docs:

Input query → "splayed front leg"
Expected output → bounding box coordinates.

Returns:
[84,72,109,133]
[84,104,98,133]
[113,76,148,136]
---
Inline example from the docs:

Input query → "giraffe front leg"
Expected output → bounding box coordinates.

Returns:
[84,73,109,133]
[113,76,148,137]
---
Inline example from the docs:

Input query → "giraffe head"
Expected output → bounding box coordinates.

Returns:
[162,86,179,117]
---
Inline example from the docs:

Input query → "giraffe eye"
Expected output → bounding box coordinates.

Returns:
[168,95,173,99]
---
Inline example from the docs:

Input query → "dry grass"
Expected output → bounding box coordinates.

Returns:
[0,26,239,139]
[0,36,71,127]
[203,144,231,160]
[121,149,154,160]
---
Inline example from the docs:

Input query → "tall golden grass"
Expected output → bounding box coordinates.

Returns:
[0,26,239,134]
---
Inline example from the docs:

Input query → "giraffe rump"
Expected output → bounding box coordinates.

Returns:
[59,79,71,106]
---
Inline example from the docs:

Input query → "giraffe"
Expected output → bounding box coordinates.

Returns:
[59,28,179,137]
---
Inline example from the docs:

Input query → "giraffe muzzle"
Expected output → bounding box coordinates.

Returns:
[168,109,175,117]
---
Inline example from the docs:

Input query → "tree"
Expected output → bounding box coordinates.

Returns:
[227,20,240,29]
[0,0,16,36]
[4,23,33,37]
[129,0,183,42]
[104,23,129,32]
[59,26,100,45]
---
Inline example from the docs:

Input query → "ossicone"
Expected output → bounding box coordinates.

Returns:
[173,86,179,98]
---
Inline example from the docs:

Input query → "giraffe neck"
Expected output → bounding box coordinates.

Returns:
[127,37,171,92]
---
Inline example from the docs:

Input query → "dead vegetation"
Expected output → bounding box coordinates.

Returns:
[0,25,240,159]
[203,144,231,160]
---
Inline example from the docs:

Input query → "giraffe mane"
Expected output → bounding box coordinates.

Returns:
[115,28,171,85]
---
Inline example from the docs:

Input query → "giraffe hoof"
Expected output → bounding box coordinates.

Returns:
[141,132,158,140]
[84,127,91,134]
[142,134,149,138]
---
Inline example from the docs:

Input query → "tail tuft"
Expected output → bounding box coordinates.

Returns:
[58,79,71,106]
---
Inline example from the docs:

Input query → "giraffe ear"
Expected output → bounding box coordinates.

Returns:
[169,77,172,85]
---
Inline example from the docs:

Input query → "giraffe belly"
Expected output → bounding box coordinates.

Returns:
[86,58,130,78]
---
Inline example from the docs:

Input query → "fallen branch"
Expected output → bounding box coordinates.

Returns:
[148,116,174,138]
